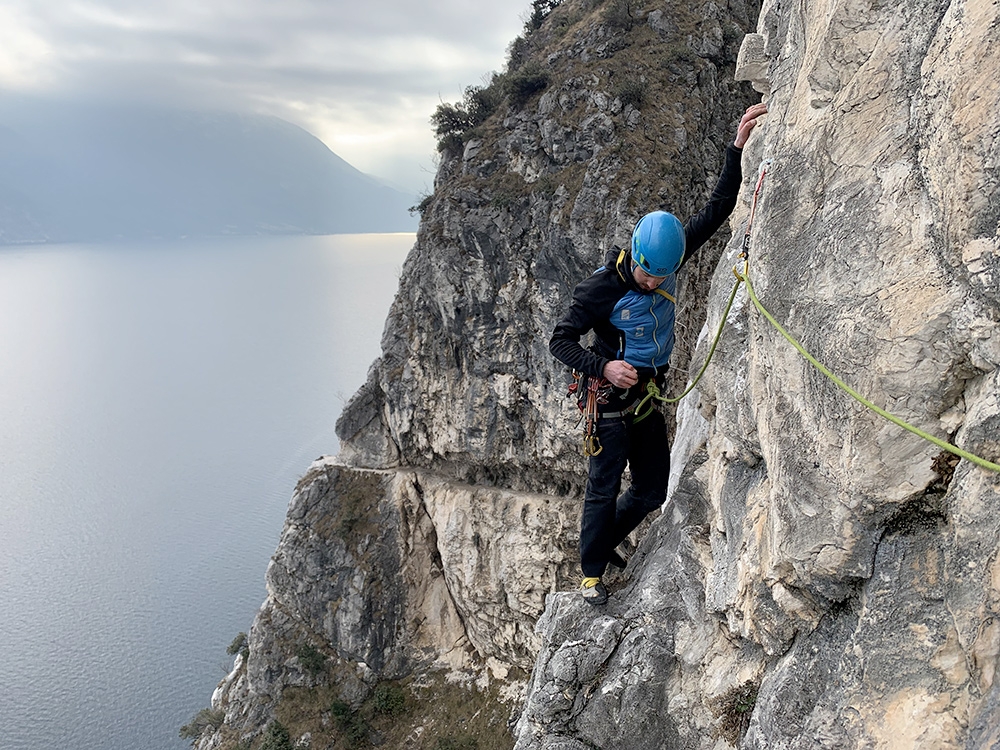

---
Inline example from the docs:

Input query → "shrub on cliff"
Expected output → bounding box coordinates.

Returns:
[295,643,327,678]
[527,0,563,30]
[614,78,647,109]
[259,721,293,750]
[432,75,507,153]
[178,707,225,740]
[227,632,249,659]
[330,700,370,746]
[506,64,550,108]
[372,682,407,716]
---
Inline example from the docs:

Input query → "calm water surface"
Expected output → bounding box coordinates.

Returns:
[0,234,413,750]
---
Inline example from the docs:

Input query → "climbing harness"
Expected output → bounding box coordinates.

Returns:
[568,371,612,456]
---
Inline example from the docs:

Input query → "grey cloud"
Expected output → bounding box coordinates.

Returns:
[5,0,529,190]
[26,0,526,114]
[33,0,527,91]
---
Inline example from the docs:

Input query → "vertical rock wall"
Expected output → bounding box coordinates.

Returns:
[516,0,1000,748]
[198,0,762,746]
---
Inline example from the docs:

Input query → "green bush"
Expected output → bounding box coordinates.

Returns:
[259,721,293,750]
[296,643,327,678]
[227,632,249,659]
[614,79,647,109]
[430,74,509,152]
[507,65,550,108]
[491,189,519,209]
[506,36,531,71]
[431,102,475,139]
[330,700,369,747]
[409,194,434,215]
[373,683,406,716]
[527,0,562,30]
[468,76,505,123]
[715,680,759,743]
[179,707,225,740]
[437,133,465,155]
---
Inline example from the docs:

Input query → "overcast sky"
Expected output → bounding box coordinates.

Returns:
[0,0,532,194]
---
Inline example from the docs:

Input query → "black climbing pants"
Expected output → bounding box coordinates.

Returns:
[580,409,670,578]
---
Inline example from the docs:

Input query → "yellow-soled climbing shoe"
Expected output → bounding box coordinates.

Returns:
[581,576,608,606]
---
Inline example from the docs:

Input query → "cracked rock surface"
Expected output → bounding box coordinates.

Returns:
[517,0,1000,746]
[196,0,1000,747]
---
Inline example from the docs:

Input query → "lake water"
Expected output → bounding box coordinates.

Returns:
[0,234,414,750]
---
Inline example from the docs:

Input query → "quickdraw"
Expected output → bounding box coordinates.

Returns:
[741,159,770,267]
[568,370,611,456]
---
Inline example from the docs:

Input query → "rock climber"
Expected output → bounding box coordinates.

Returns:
[549,101,768,605]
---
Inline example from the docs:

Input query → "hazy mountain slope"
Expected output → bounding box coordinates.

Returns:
[0,99,417,243]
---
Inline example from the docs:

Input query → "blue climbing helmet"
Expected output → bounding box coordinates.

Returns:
[631,211,685,276]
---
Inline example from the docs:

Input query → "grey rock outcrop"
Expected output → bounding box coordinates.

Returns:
[515,0,1000,747]
[197,1,760,745]
[196,0,1000,747]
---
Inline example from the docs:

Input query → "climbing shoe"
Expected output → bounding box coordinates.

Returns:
[581,577,608,606]
[608,549,627,569]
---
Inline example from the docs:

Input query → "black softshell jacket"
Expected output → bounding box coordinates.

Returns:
[549,143,744,386]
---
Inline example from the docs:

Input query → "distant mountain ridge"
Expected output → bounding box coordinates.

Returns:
[0,99,417,244]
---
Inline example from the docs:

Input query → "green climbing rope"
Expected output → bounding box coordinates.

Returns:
[736,267,1000,474]
[633,274,743,422]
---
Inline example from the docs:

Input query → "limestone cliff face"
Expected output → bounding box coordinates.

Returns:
[516,0,1000,747]
[197,0,1000,748]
